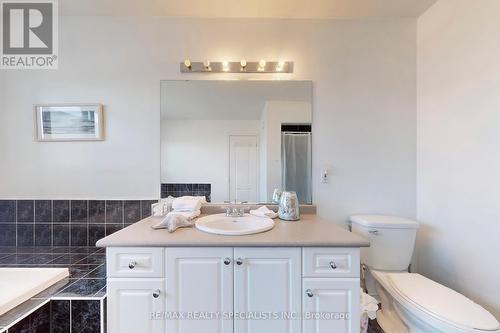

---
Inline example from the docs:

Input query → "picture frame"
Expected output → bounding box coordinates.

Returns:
[34,104,104,142]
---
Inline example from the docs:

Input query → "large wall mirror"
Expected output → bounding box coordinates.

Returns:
[161,80,313,204]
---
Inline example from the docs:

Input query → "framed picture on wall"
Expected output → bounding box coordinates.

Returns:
[34,104,104,141]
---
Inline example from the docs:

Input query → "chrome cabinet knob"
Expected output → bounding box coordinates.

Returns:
[152,289,161,298]
[128,261,137,269]
[306,289,314,298]
[236,258,243,265]
[369,230,380,235]
[224,257,231,265]
[329,261,337,269]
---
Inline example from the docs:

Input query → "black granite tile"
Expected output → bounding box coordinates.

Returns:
[71,300,101,333]
[70,200,88,223]
[74,254,105,266]
[53,225,69,246]
[0,254,33,265]
[0,224,16,246]
[17,253,63,265]
[0,200,16,223]
[48,253,87,265]
[7,313,30,333]
[105,224,122,236]
[34,224,52,247]
[124,200,141,224]
[88,200,105,223]
[57,279,105,297]
[88,224,105,247]
[84,264,106,279]
[141,200,157,219]
[106,200,123,224]
[34,200,52,223]
[68,265,98,279]
[16,224,34,247]
[30,302,50,333]
[16,200,34,223]
[51,300,70,333]
[53,201,70,223]
[0,246,17,254]
[70,224,87,247]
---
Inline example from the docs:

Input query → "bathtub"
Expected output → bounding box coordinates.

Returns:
[0,267,69,316]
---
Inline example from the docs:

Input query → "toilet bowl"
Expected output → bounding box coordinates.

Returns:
[350,215,500,333]
[371,270,500,333]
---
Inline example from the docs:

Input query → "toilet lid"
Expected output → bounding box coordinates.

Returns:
[387,273,500,331]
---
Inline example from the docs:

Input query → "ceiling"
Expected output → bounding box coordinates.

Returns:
[60,0,437,18]
[161,80,312,120]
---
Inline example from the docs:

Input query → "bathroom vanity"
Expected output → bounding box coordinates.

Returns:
[97,213,369,333]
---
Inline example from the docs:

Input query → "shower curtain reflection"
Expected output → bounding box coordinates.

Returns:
[281,132,312,204]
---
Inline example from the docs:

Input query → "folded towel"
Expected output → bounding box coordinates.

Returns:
[151,209,201,232]
[172,196,205,212]
[249,206,278,219]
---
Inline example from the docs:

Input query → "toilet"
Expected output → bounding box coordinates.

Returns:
[350,215,500,333]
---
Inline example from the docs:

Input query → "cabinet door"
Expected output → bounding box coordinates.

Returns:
[302,278,360,333]
[234,248,301,333]
[107,278,165,333]
[166,248,233,333]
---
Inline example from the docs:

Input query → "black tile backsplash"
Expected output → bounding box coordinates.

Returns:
[17,200,34,223]
[161,183,211,202]
[0,199,157,247]
[70,201,88,223]
[53,201,70,223]
[51,300,70,333]
[105,200,123,224]
[88,200,105,223]
[124,200,141,224]
[35,200,52,223]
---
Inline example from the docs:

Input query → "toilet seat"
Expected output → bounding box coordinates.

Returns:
[373,271,500,332]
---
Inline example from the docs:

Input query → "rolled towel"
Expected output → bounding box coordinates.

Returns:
[249,206,278,219]
[151,210,201,232]
[172,196,205,212]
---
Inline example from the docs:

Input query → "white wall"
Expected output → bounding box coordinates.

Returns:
[161,119,259,202]
[417,0,500,317]
[0,17,416,226]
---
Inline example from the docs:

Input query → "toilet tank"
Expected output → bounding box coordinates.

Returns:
[350,215,419,271]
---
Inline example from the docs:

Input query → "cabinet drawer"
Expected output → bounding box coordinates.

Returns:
[107,247,164,278]
[302,248,360,278]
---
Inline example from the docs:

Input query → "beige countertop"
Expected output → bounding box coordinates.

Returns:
[96,214,369,248]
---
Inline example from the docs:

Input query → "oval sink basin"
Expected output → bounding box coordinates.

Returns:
[195,213,275,236]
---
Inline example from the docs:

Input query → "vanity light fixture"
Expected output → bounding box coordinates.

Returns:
[203,59,211,71]
[240,59,247,71]
[179,60,293,73]
[258,59,266,71]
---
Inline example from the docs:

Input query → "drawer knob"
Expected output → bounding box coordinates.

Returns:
[369,230,380,235]
[329,261,337,269]
[224,257,231,265]
[236,258,243,265]
[152,289,161,298]
[128,261,137,269]
[306,289,314,298]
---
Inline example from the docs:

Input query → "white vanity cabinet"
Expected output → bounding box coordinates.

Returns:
[106,247,360,333]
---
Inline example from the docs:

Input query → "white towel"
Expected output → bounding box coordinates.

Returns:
[360,288,379,319]
[172,196,205,212]
[249,206,278,219]
[151,210,201,232]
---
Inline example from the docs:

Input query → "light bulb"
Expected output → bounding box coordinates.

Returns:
[240,59,247,68]
[203,59,211,71]
[222,61,229,72]
[276,60,286,71]
[184,58,192,69]
[258,59,266,71]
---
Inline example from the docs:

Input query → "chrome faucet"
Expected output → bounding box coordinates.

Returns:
[224,201,248,217]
